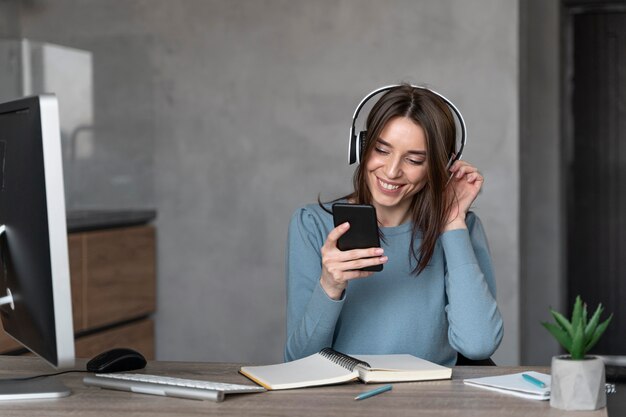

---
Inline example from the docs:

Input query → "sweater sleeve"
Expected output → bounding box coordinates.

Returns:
[283,207,344,362]
[442,213,504,360]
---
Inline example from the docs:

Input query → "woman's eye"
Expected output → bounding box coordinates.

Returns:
[374,147,389,155]
[407,159,425,166]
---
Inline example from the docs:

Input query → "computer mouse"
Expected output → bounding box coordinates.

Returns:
[86,348,147,373]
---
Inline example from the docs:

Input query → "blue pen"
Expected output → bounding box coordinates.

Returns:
[522,373,547,388]
[354,384,392,401]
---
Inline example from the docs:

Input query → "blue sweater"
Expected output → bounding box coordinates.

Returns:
[284,202,503,366]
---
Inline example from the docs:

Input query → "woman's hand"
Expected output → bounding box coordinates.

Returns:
[319,222,387,300]
[445,161,484,231]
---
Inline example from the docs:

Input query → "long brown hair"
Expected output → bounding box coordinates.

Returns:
[348,84,457,274]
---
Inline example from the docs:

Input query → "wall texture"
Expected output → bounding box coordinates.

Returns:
[17,0,519,364]
[519,0,563,365]
[0,0,20,38]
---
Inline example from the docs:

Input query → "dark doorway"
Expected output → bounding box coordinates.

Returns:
[565,6,626,355]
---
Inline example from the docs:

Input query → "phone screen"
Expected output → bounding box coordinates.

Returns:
[331,203,382,272]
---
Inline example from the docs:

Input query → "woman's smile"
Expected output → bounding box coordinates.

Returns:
[376,177,404,193]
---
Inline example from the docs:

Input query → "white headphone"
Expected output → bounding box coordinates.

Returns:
[348,84,467,166]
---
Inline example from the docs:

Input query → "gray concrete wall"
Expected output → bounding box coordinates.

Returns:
[0,0,20,38]
[17,0,519,365]
[519,0,564,365]
[17,3,156,211]
[0,0,22,99]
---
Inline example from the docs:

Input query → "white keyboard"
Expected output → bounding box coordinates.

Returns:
[83,372,266,402]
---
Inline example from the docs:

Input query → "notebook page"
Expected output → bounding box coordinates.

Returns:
[354,354,450,372]
[240,353,357,390]
[352,354,452,383]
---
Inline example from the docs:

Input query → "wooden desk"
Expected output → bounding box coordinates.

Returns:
[0,356,608,417]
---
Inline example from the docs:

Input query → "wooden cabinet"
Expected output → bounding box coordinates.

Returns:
[75,319,155,359]
[0,225,156,360]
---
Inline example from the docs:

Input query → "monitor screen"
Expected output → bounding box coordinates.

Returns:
[0,94,75,372]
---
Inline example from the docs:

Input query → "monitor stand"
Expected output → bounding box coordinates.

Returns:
[0,378,71,400]
[0,280,71,400]
[0,224,71,400]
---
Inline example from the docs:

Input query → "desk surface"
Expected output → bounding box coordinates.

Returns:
[0,356,608,417]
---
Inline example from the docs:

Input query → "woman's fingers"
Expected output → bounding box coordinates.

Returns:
[334,247,384,261]
[323,246,386,276]
[465,171,484,183]
[449,160,470,173]
[445,161,485,229]
[320,223,386,299]
[322,226,383,261]
[324,222,350,248]
[449,161,483,187]
[451,162,478,179]
[341,256,388,272]
[324,251,387,276]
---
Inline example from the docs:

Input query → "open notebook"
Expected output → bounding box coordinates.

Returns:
[240,348,452,390]
[463,371,551,400]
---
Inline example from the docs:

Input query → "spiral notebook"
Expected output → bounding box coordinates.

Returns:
[239,348,452,390]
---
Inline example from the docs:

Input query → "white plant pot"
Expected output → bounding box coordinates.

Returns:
[550,355,606,410]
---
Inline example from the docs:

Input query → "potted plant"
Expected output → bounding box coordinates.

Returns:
[542,295,613,410]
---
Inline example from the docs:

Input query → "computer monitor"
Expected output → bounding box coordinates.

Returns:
[0,94,75,399]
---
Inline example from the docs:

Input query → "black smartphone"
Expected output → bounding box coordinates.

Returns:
[332,203,383,272]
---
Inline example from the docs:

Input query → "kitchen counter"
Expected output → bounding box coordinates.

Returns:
[66,209,156,233]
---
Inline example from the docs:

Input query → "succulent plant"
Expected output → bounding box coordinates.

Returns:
[542,295,613,360]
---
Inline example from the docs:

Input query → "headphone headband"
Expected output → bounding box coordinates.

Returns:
[348,84,467,165]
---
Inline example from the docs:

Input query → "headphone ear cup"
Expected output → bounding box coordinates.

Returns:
[349,130,358,165]
[357,131,367,164]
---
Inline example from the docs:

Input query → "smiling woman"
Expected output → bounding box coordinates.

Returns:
[284,84,503,367]
[366,118,429,227]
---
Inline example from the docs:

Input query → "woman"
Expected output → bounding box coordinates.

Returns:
[284,84,503,366]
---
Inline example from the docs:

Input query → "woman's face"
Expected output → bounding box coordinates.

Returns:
[365,116,429,225]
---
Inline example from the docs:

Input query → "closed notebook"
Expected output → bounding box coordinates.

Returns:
[239,348,452,390]
[463,371,551,400]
